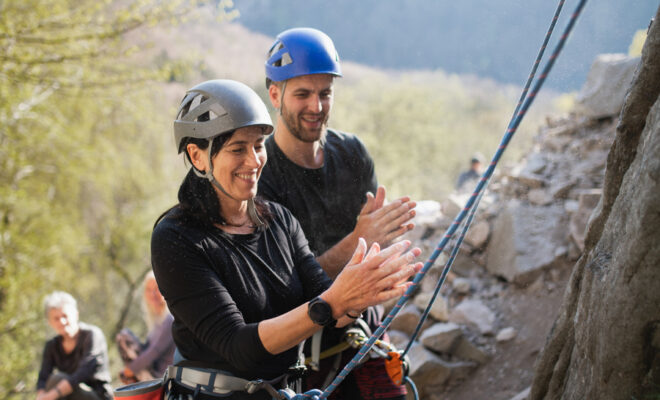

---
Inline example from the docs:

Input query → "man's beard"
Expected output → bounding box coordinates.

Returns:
[281,101,328,143]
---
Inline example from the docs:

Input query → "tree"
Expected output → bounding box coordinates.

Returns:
[0,0,234,397]
[530,6,660,399]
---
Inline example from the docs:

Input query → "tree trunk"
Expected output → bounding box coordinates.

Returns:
[530,7,660,400]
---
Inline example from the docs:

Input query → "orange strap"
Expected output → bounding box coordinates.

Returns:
[384,351,404,386]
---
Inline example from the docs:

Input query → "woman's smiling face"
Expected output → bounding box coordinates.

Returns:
[211,126,267,202]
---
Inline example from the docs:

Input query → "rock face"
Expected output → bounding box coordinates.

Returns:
[486,201,567,284]
[530,11,660,399]
[576,53,641,119]
[384,18,660,399]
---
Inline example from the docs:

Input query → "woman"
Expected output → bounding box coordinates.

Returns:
[116,272,175,383]
[151,79,422,399]
[36,291,113,400]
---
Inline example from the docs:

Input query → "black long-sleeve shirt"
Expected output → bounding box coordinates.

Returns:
[151,202,332,382]
[36,322,113,400]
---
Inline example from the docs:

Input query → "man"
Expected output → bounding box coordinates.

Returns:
[258,27,416,399]
[456,153,485,192]
[36,291,113,400]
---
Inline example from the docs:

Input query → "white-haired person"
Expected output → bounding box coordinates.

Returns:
[116,271,175,383]
[36,291,112,400]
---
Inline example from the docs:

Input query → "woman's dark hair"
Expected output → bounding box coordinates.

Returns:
[154,132,272,229]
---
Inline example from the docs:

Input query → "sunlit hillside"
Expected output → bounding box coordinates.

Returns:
[134,10,562,200]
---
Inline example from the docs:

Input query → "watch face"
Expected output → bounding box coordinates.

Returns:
[309,297,334,327]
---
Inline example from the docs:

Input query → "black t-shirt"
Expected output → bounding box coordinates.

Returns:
[36,322,113,400]
[258,129,378,256]
[150,202,332,383]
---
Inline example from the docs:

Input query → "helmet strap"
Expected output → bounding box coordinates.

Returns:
[278,81,287,116]
[194,136,265,228]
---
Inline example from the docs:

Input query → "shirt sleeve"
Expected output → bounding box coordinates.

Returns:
[151,224,271,371]
[127,314,174,374]
[69,327,108,386]
[36,341,55,390]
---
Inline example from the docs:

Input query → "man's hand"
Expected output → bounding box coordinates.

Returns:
[354,186,416,249]
[316,186,417,278]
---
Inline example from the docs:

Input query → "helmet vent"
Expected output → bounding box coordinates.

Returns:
[280,52,293,66]
[268,41,284,58]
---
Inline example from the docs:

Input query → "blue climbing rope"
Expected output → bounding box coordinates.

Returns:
[402,179,488,357]
[317,0,588,398]
[401,0,566,354]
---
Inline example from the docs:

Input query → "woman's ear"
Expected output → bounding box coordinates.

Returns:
[186,143,208,172]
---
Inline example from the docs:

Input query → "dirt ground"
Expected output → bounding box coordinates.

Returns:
[418,260,574,400]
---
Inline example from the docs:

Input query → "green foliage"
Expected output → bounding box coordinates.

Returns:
[0,0,233,397]
[332,71,554,200]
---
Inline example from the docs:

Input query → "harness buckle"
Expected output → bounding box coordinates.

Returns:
[287,363,308,380]
[244,379,263,394]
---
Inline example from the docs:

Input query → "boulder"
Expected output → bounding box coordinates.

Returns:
[486,200,568,285]
[452,336,490,364]
[404,200,444,244]
[385,329,410,351]
[576,53,641,118]
[407,341,453,391]
[513,171,547,189]
[496,326,518,342]
[464,220,490,249]
[452,277,471,294]
[419,322,463,353]
[442,193,469,219]
[550,178,577,199]
[449,299,496,335]
[521,152,548,175]
[413,291,449,321]
[447,251,482,277]
[390,304,432,336]
[527,188,552,206]
[407,341,476,397]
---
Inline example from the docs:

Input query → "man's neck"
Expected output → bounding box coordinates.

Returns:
[273,122,324,169]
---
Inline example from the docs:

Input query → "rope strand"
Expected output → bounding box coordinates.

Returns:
[319,1,588,397]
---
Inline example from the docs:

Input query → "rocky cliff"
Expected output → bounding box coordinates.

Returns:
[391,48,648,400]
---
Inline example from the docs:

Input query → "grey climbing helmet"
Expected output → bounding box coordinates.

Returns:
[173,79,273,153]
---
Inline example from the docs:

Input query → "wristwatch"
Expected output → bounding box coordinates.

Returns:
[308,296,337,328]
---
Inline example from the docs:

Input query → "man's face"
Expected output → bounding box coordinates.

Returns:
[47,305,79,338]
[270,74,334,143]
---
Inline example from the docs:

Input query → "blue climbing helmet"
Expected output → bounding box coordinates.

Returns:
[265,27,342,84]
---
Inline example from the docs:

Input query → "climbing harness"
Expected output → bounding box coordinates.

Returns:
[163,363,308,400]
[304,318,408,391]
[314,1,589,399]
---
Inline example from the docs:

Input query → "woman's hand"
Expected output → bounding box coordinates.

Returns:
[322,238,422,319]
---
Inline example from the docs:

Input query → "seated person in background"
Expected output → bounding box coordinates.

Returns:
[456,152,485,192]
[36,291,113,400]
[116,271,175,383]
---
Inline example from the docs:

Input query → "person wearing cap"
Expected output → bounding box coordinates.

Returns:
[258,27,416,400]
[455,153,485,192]
[150,79,422,399]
